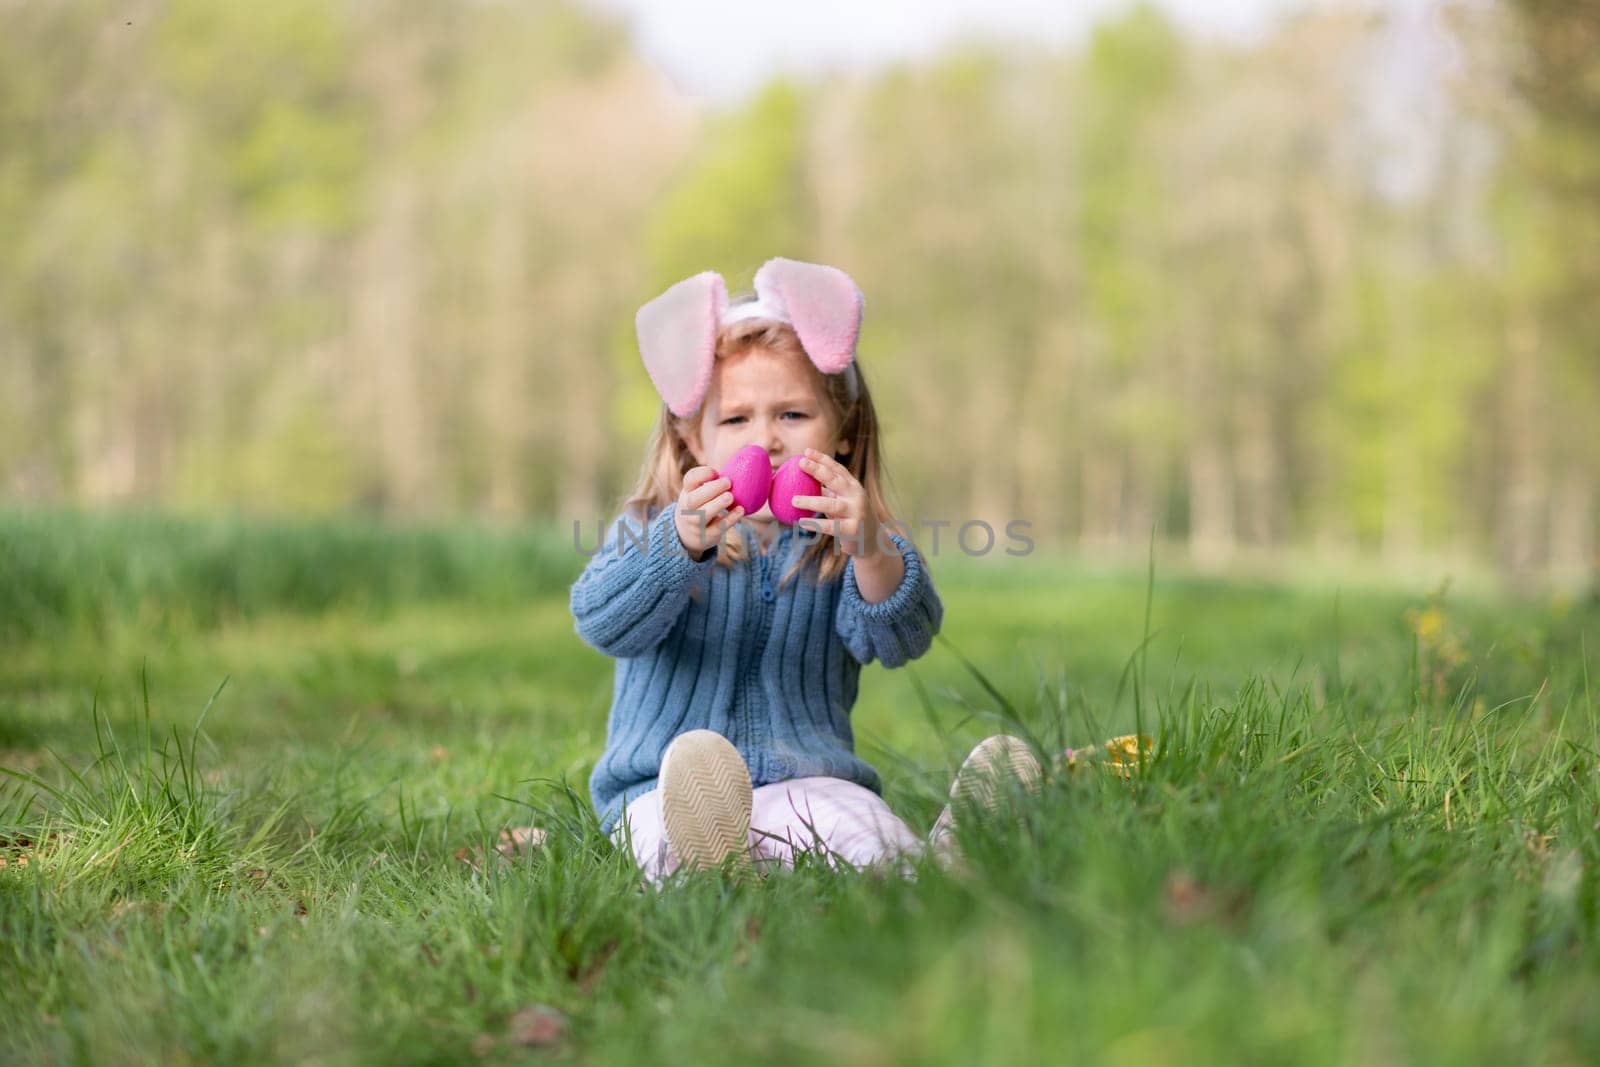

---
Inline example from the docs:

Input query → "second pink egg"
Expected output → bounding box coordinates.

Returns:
[769,455,822,526]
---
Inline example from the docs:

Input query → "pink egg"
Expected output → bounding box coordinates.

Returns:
[719,445,772,515]
[769,455,822,526]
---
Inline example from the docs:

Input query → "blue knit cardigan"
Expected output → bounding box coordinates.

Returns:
[571,501,944,834]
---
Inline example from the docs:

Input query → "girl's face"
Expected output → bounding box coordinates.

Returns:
[682,346,850,523]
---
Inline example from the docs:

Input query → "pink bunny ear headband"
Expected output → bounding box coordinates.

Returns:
[635,257,864,419]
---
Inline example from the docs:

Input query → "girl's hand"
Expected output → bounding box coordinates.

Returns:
[791,448,880,558]
[676,467,744,559]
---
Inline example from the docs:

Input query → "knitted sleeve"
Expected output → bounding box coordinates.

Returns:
[834,529,943,668]
[570,502,718,658]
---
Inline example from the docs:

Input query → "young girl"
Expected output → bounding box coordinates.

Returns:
[569,257,1040,880]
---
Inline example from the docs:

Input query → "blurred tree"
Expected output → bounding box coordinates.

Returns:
[841,44,1080,533]
[153,0,369,513]
[1499,0,1600,586]
[0,0,1593,590]
[1074,3,1185,550]
[644,80,814,288]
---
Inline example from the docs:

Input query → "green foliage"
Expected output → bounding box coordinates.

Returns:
[1502,0,1600,467]
[0,0,1596,585]
[154,0,369,231]
[0,508,578,640]
[173,393,359,514]
[644,79,816,288]
[1078,5,1183,389]
[1085,1,1184,106]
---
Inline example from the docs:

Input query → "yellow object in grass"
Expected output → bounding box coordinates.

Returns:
[1057,733,1154,777]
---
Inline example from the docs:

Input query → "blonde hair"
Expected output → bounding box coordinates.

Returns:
[618,310,897,592]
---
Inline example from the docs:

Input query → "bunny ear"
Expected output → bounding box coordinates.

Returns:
[636,271,728,418]
[753,258,863,374]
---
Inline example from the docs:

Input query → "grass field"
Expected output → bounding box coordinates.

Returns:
[3,509,1598,1063]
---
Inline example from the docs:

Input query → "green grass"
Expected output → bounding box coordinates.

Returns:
[0,507,576,640]
[2,509,1598,1063]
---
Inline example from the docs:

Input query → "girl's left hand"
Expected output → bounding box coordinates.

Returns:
[791,448,880,558]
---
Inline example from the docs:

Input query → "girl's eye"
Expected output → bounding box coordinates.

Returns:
[721,413,808,425]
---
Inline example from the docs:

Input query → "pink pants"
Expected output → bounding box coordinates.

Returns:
[614,776,926,882]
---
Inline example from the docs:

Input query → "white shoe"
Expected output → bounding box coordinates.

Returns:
[659,730,753,872]
[928,734,1042,861]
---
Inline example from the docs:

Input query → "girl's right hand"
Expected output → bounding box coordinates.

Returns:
[675,467,744,559]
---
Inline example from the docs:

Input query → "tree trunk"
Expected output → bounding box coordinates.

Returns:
[1235,392,1278,546]
[1498,313,1547,587]
[354,177,430,514]
[482,190,528,520]
[1081,450,1123,554]
[1189,434,1235,565]
[1548,466,1594,584]
[1181,325,1235,565]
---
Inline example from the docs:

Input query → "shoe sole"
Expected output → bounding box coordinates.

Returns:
[949,734,1041,808]
[659,730,752,871]
[929,734,1042,859]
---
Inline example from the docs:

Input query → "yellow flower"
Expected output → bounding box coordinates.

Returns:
[1055,734,1154,777]
[1103,733,1154,777]
[1405,606,1446,643]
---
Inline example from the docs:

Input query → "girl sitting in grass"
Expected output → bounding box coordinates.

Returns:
[569,257,1040,881]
